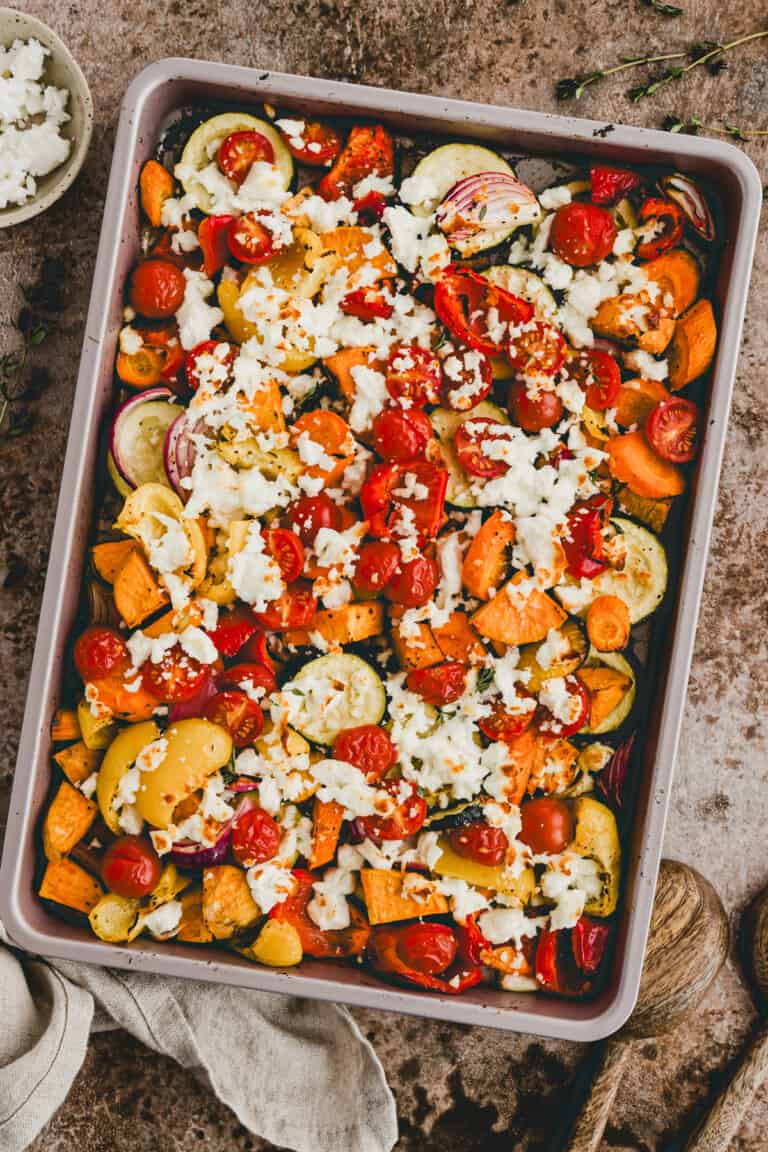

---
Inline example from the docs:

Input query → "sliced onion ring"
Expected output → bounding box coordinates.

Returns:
[168,782,260,869]
[163,412,204,495]
[110,387,182,490]
[436,171,541,255]
[658,173,715,243]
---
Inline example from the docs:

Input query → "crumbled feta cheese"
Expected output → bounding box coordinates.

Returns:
[624,348,668,381]
[538,185,572,211]
[0,38,71,209]
[479,907,545,948]
[307,866,356,930]
[142,899,182,939]
[246,861,298,913]
[176,269,224,351]
[227,521,285,611]
[535,627,570,671]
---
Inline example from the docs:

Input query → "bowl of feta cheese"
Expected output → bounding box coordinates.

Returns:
[0,8,93,228]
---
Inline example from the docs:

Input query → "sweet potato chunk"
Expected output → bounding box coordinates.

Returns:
[203,865,261,940]
[54,741,102,785]
[51,709,80,742]
[668,298,717,390]
[43,781,98,861]
[113,548,168,628]
[576,666,633,729]
[308,799,345,870]
[390,611,443,671]
[39,857,104,914]
[462,510,515,599]
[471,580,567,646]
[360,869,449,925]
[432,612,487,664]
[177,886,214,944]
[284,601,385,648]
[91,540,138,584]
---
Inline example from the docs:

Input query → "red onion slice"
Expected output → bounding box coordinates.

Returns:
[658,173,715,243]
[168,672,220,723]
[110,387,182,489]
[164,412,204,495]
[597,731,636,811]
[170,824,231,869]
[436,172,541,255]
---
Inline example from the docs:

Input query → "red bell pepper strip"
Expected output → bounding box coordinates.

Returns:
[562,494,613,580]
[360,460,448,543]
[269,869,370,959]
[368,921,484,994]
[340,287,394,321]
[571,915,612,974]
[636,197,685,261]
[433,266,534,356]
[590,165,640,206]
[198,214,235,277]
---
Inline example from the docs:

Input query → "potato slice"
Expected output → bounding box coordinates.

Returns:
[135,719,232,829]
[96,720,160,834]
[89,892,141,943]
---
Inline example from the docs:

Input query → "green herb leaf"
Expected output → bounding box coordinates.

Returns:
[641,0,683,15]
[477,667,496,692]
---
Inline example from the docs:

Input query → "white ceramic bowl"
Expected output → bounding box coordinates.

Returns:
[0,7,93,229]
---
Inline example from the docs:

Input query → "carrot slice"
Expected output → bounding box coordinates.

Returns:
[643,249,700,316]
[586,595,631,652]
[607,431,685,499]
[139,160,175,227]
[462,510,515,600]
[614,378,670,428]
[668,298,717,390]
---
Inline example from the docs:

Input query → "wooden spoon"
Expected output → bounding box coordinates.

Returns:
[681,884,768,1151]
[557,859,729,1152]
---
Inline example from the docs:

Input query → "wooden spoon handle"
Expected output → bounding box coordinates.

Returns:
[683,1020,768,1152]
[561,1038,630,1152]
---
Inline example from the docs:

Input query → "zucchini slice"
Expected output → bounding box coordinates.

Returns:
[430,400,509,508]
[407,143,514,218]
[555,517,668,625]
[180,113,294,212]
[577,648,636,735]
[286,653,386,745]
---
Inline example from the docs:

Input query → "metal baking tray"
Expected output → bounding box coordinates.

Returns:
[0,59,761,1041]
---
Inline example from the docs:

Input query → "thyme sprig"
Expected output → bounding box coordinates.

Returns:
[664,113,768,139]
[0,257,66,439]
[629,29,768,101]
[556,51,686,101]
[641,0,683,16]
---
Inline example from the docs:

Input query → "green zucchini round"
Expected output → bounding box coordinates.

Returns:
[286,653,386,745]
[430,400,509,509]
[180,113,294,212]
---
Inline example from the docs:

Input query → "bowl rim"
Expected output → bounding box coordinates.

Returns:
[0,6,94,229]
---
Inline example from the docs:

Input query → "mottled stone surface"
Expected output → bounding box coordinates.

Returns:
[1,1,767,1149]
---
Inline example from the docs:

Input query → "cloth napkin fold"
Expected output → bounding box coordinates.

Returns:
[0,923,398,1152]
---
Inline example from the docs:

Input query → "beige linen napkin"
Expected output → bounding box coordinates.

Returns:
[0,923,398,1152]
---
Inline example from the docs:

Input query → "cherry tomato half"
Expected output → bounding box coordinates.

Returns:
[281,120,342,167]
[589,165,640,206]
[384,554,439,607]
[185,340,236,391]
[395,922,458,976]
[198,214,234,277]
[208,605,259,659]
[537,676,590,738]
[406,661,467,706]
[434,266,534,356]
[440,346,493,411]
[227,213,281,264]
[264,528,305,583]
[141,644,209,702]
[218,130,274,185]
[636,197,684,262]
[231,804,281,866]
[360,461,447,542]
[318,124,394,201]
[454,417,511,478]
[353,540,401,595]
[519,797,574,855]
[129,259,186,319]
[253,582,318,631]
[448,821,508,867]
[550,203,617,268]
[221,661,278,700]
[287,493,341,546]
[101,835,161,898]
[507,321,566,378]
[568,348,621,411]
[340,287,393,321]
[203,689,264,748]
[359,778,427,841]
[645,397,699,463]
[74,626,129,681]
[507,381,564,433]
[477,700,534,743]
[386,345,442,407]
[333,724,397,781]
[372,406,433,462]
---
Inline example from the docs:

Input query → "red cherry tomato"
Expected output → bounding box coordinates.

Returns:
[433,266,534,356]
[507,381,564,433]
[238,631,277,676]
[550,203,617,268]
[395,922,458,975]
[253,582,318,631]
[218,130,274,185]
[562,495,612,580]
[340,287,393,321]
[280,120,342,166]
[384,554,439,607]
[318,124,394,201]
[645,397,699,463]
[287,493,341,545]
[360,461,447,542]
[227,213,281,264]
[448,821,509,866]
[519,797,574,854]
[507,321,566,377]
[231,805,281,866]
[221,661,278,699]
[385,345,442,407]
[590,165,640,205]
[208,605,259,659]
[353,540,401,595]
[203,689,264,748]
[372,406,433,462]
[101,836,161,898]
[197,214,234,277]
[406,661,467,706]
[537,676,591,738]
[359,778,427,841]
[454,417,511,478]
[440,345,493,411]
[264,527,305,583]
[478,700,534,743]
[74,626,129,681]
[569,348,621,411]
[141,644,209,702]
[185,340,236,391]
[333,724,397,781]
[129,259,186,319]
[636,197,684,262]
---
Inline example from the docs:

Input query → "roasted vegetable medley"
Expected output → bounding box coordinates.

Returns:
[40,108,718,998]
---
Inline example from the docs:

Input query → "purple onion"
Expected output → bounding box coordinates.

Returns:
[347,818,366,844]
[597,731,636,811]
[436,171,539,254]
[170,824,231,869]
[163,412,202,495]
[168,673,219,723]
[110,386,176,488]
[228,777,261,793]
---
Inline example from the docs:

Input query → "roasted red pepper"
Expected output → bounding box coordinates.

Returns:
[433,266,534,356]
[636,197,684,261]
[318,124,394,201]
[590,165,640,206]
[208,605,259,659]
[340,286,394,321]
[536,919,611,996]
[562,494,613,579]
[368,919,484,993]
[270,869,370,959]
[571,915,611,974]
[354,189,387,223]
[198,214,235,277]
[360,460,448,542]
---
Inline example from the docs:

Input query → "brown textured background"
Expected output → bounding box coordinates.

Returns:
[1,1,767,1149]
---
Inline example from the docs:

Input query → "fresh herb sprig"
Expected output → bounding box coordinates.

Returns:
[641,0,683,16]
[556,51,686,101]
[629,30,768,101]
[0,257,66,439]
[664,113,768,139]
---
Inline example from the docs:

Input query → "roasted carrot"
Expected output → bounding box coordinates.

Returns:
[461,509,515,600]
[614,378,670,428]
[607,431,685,499]
[139,159,175,227]
[643,249,700,316]
[308,799,345,870]
[586,595,631,652]
[668,298,717,390]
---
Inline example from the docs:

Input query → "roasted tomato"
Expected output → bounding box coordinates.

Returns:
[318,124,394,200]
[507,381,565,433]
[359,778,427,841]
[519,797,574,854]
[434,266,534,356]
[550,203,617,267]
[238,631,278,676]
[562,494,612,580]
[590,165,640,205]
[440,345,493,411]
[478,700,535,743]
[340,286,393,321]
[406,661,467,706]
[333,724,397,781]
[270,869,370,959]
[280,119,342,166]
[74,626,129,681]
[264,528,305,583]
[253,582,318,631]
[360,460,447,541]
[203,689,264,748]
[287,493,341,545]
[221,661,278,700]
[385,345,442,407]
[568,348,621,411]
[231,804,281,866]
[395,922,458,975]
[129,259,186,319]
[454,417,511,478]
[537,676,590,738]
[368,922,482,993]
[353,540,401,595]
[448,821,509,866]
[645,397,699,463]
[101,836,161,898]
[507,321,566,377]
[208,605,259,659]
[227,212,281,264]
[185,339,236,391]
[384,554,439,607]
[636,197,684,262]
[141,644,209,702]
[218,130,274,185]
[197,214,234,277]
[354,189,387,222]
[372,406,433,462]
[572,915,612,973]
